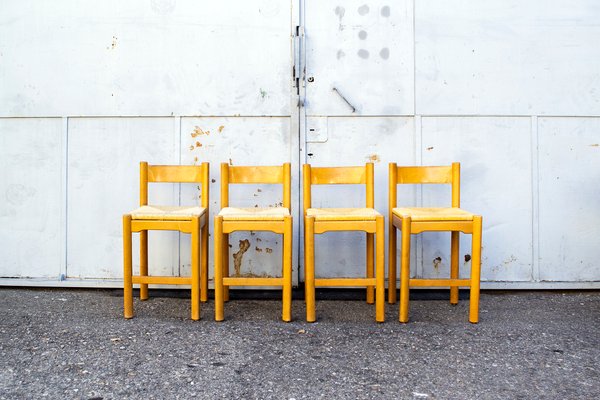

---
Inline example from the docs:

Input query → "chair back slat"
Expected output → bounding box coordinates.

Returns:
[140,162,209,208]
[309,166,366,185]
[390,163,460,208]
[228,166,284,184]
[303,164,374,211]
[148,165,206,183]
[221,163,291,209]
[396,166,452,184]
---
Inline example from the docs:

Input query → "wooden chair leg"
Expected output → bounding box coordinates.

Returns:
[375,216,385,322]
[450,231,460,305]
[223,233,230,302]
[366,232,375,304]
[214,216,224,321]
[399,217,411,323]
[123,215,134,319]
[305,217,316,323]
[190,217,200,321]
[200,220,209,303]
[388,223,397,304]
[139,230,149,301]
[469,216,483,324]
[282,216,293,322]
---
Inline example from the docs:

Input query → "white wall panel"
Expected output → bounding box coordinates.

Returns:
[0,0,291,117]
[179,117,294,281]
[67,117,179,279]
[0,118,63,278]
[421,117,533,282]
[305,0,414,116]
[306,117,414,278]
[538,117,600,281]
[416,0,600,116]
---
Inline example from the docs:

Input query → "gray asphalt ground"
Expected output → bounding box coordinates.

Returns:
[0,288,598,399]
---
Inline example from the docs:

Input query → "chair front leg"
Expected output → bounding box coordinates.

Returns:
[190,217,200,321]
[399,217,412,323]
[282,216,293,322]
[469,216,483,324]
[375,216,385,323]
[123,215,134,319]
[214,216,225,321]
[305,216,316,323]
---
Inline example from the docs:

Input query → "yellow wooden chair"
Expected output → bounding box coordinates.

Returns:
[303,163,385,322]
[122,161,209,320]
[388,162,483,323]
[214,163,293,322]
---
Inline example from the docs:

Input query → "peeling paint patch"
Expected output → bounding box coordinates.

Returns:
[433,256,442,269]
[358,4,369,15]
[218,125,225,133]
[379,47,390,60]
[233,239,250,277]
[260,88,267,99]
[266,248,273,254]
[107,36,117,50]
[464,254,471,263]
[191,126,210,138]
[426,147,434,151]
[367,154,380,163]
[229,158,233,165]
[255,247,263,252]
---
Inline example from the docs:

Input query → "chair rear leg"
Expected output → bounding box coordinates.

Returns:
[200,221,209,302]
[139,230,149,301]
[450,231,459,305]
[223,233,230,302]
[388,224,397,304]
[366,232,375,304]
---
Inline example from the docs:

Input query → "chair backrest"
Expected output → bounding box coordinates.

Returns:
[220,163,291,209]
[140,161,210,208]
[388,162,460,209]
[303,163,374,213]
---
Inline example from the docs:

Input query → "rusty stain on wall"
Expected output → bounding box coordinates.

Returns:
[265,248,273,254]
[218,125,225,133]
[366,154,380,163]
[233,239,250,276]
[433,256,442,269]
[426,147,434,151]
[255,247,262,252]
